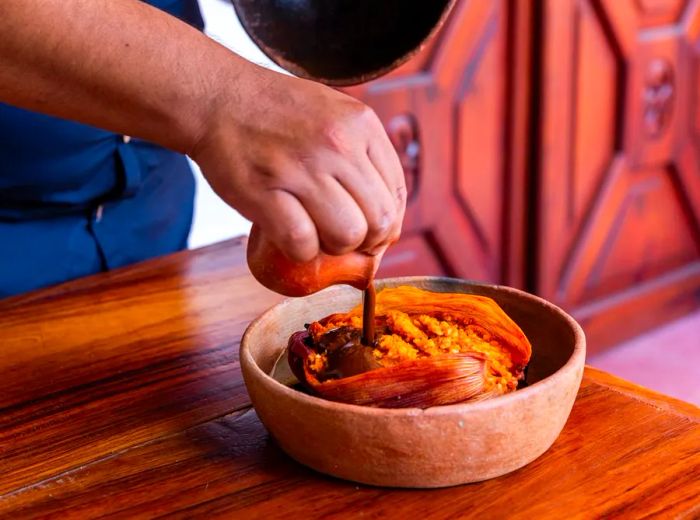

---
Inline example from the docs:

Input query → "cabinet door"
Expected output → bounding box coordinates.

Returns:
[343,0,531,286]
[539,0,700,351]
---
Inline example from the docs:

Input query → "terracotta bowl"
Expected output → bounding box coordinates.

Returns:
[240,277,586,488]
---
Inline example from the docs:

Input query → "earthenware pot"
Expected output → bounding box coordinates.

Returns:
[246,224,379,297]
[240,277,586,488]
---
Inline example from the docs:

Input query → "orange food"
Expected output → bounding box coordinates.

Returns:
[288,286,532,408]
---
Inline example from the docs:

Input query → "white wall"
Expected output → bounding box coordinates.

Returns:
[188,0,287,248]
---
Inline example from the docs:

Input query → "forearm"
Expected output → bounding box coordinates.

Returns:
[0,0,248,154]
[0,0,406,264]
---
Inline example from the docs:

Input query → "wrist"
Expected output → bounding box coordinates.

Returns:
[185,48,265,158]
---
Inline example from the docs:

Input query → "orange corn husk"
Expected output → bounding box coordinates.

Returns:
[289,286,532,408]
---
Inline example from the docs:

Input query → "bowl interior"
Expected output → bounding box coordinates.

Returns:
[249,277,578,395]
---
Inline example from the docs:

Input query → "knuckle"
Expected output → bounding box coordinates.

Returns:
[363,110,388,138]
[321,120,350,153]
[321,102,378,152]
[356,104,380,125]
[370,206,396,236]
[293,152,316,173]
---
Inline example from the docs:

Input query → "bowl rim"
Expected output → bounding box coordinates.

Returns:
[240,276,586,417]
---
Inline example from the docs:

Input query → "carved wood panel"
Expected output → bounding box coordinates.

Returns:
[340,0,698,350]
[343,0,531,287]
[540,0,700,350]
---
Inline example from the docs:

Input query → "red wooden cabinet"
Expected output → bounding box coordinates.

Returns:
[344,0,700,351]
[343,0,532,288]
[539,0,700,351]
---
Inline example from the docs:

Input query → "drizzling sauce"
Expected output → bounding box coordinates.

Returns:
[361,282,376,345]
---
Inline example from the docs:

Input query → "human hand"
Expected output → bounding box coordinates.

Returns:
[190,63,406,263]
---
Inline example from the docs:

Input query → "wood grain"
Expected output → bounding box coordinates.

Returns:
[0,238,282,495]
[1,370,697,519]
[1,239,698,518]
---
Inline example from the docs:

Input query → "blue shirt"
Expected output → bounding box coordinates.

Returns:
[0,0,204,298]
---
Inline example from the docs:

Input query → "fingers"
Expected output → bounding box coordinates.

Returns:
[231,97,406,262]
[253,189,320,263]
[286,113,405,256]
[317,107,406,254]
[335,154,398,253]
[366,126,407,246]
[294,175,368,256]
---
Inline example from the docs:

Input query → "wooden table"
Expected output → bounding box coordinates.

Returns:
[1,238,699,519]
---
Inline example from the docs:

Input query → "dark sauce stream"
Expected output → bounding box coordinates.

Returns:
[297,282,380,382]
[361,282,376,346]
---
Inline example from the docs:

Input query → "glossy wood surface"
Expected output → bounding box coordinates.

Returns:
[1,239,698,518]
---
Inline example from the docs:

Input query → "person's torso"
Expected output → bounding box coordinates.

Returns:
[0,0,204,218]
[0,0,202,298]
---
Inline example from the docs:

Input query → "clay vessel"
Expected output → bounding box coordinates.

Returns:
[246,225,379,297]
[240,277,586,487]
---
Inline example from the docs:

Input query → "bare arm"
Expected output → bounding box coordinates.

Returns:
[0,0,405,261]
[0,0,221,153]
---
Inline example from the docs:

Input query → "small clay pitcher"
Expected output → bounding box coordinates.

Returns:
[246,225,380,297]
